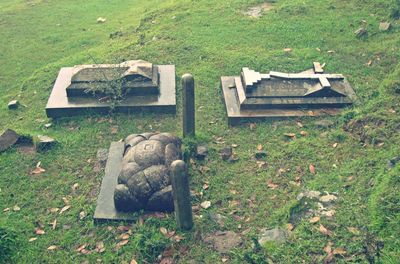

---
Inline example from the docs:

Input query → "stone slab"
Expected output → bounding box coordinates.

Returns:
[94,142,138,222]
[221,76,345,125]
[46,65,176,118]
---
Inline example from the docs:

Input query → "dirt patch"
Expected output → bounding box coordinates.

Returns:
[243,3,273,18]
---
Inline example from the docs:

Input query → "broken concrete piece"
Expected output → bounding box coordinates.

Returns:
[8,100,20,110]
[0,129,20,152]
[35,135,57,152]
[258,227,287,246]
[203,231,242,253]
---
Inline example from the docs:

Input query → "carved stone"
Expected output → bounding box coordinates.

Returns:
[114,133,181,212]
[221,63,357,125]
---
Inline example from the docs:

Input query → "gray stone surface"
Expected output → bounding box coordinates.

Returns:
[115,133,181,212]
[0,129,19,152]
[8,100,20,110]
[203,231,242,253]
[196,146,208,160]
[36,135,57,152]
[182,74,195,138]
[258,227,287,246]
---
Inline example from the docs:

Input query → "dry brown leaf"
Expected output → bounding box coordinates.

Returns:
[29,237,37,242]
[200,201,211,209]
[47,245,57,250]
[13,205,20,212]
[309,164,316,175]
[249,123,256,130]
[310,216,320,224]
[319,224,333,236]
[51,219,57,230]
[284,133,296,138]
[3,208,10,212]
[117,239,129,247]
[257,144,263,151]
[267,180,279,189]
[300,131,308,136]
[35,228,45,235]
[76,244,87,252]
[174,235,184,242]
[72,183,79,191]
[296,121,304,128]
[287,223,294,231]
[160,258,174,264]
[202,183,209,190]
[95,241,105,253]
[62,197,69,205]
[332,142,338,148]
[323,242,333,254]
[59,205,71,214]
[160,227,168,236]
[31,165,46,174]
[284,48,293,52]
[130,259,138,264]
[120,233,130,240]
[347,227,360,235]
[49,208,59,213]
[79,211,86,220]
[333,248,347,255]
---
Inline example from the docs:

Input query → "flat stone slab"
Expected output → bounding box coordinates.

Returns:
[46,65,176,118]
[94,142,138,222]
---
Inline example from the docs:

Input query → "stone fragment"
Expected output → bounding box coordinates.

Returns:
[379,22,391,31]
[196,146,208,160]
[203,231,242,253]
[0,129,19,152]
[258,227,287,246]
[8,100,20,110]
[96,148,109,166]
[35,135,57,152]
[220,147,233,161]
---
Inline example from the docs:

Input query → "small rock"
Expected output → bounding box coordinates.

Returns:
[36,135,57,152]
[203,231,242,253]
[196,146,208,160]
[220,147,233,161]
[255,150,267,159]
[258,227,287,246]
[379,22,391,31]
[8,100,20,110]
[96,148,109,166]
[314,119,334,128]
[319,194,338,203]
[354,27,368,38]
[0,129,20,152]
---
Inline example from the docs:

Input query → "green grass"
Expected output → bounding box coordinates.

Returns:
[1,0,400,263]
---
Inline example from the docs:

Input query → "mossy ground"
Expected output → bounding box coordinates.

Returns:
[1,0,399,263]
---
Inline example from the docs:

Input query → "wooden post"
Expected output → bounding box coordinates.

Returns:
[170,160,193,230]
[182,74,195,138]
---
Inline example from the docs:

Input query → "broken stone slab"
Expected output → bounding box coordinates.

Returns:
[0,129,20,152]
[8,100,20,110]
[379,22,391,31]
[196,146,208,160]
[258,227,287,246]
[96,148,109,167]
[35,135,57,152]
[220,147,233,161]
[203,231,242,253]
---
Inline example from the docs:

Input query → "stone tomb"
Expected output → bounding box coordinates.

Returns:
[94,133,181,222]
[46,60,176,118]
[221,63,357,125]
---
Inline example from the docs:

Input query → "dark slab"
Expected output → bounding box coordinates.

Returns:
[94,142,138,222]
[221,77,344,125]
[46,65,176,118]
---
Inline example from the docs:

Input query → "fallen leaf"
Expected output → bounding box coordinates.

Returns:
[309,164,316,175]
[257,144,263,151]
[49,208,59,213]
[130,259,138,264]
[96,241,106,253]
[120,233,130,240]
[267,180,279,189]
[59,205,71,214]
[29,237,37,242]
[284,48,293,52]
[72,183,79,191]
[47,245,58,250]
[300,131,308,136]
[287,223,294,231]
[327,50,335,54]
[249,123,256,130]
[35,228,45,235]
[222,257,229,263]
[200,201,211,209]
[310,216,320,224]
[3,208,10,212]
[284,133,296,139]
[174,235,184,242]
[333,248,347,255]
[160,227,168,236]
[319,224,333,236]
[117,239,129,247]
[202,183,209,190]
[296,121,304,128]
[51,219,57,230]
[79,211,86,220]
[332,143,338,148]
[308,110,315,116]
[160,258,174,264]
[324,242,333,254]
[31,162,46,174]
[13,205,20,212]
[76,244,87,253]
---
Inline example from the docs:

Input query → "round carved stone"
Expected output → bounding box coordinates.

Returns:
[114,133,181,212]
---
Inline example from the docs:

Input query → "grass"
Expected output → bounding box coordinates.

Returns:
[1,0,400,263]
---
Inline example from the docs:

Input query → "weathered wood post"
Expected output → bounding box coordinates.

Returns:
[182,74,195,138]
[170,160,193,230]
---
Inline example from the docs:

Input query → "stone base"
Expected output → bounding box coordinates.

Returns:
[221,76,345,126]
[46,65,176,118]
[94,142,137,222]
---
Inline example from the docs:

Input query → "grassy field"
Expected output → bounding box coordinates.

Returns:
[1,0,400,263]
